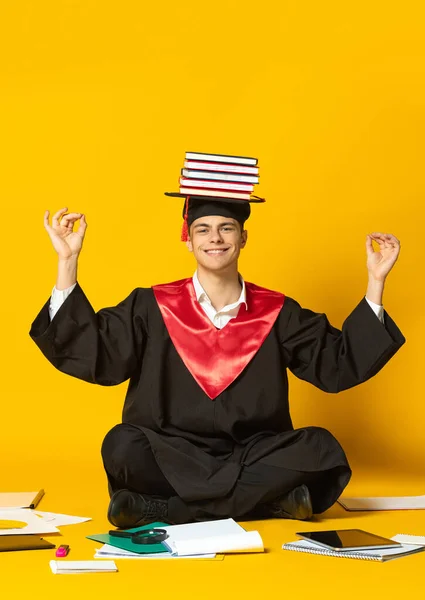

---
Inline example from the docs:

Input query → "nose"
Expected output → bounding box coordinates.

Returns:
[209,228,224,243]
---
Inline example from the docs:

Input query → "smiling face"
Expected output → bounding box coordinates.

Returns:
[186,215,247,273]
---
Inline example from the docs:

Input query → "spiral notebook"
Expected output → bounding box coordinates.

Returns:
[282,539,425,562]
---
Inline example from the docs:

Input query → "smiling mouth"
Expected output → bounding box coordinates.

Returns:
[204,249,229,255]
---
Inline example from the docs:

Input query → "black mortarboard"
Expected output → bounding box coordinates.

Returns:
[165,192,265,241]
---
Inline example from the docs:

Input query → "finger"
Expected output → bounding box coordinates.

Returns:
[370,232,399,245]
[77,213,88,237]
[369,235,387,248]
[44,210,53,231]
[382,233,400,245]
[52,207,68,227]
[61,212,82,228]
[372,233,399,249]
[365,235,374,255]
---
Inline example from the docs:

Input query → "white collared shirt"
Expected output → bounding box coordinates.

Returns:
[48,278,384,327]
[192,271,247,329]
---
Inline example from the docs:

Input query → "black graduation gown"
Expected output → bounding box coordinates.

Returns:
[29,282,405,510]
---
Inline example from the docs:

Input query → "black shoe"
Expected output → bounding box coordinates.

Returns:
[107,489,170,529]
[264,484,313,521]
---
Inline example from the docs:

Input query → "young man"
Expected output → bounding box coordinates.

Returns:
[30,197,404,528]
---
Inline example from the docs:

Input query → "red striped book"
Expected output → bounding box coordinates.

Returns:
[179,187,252,200]
[179,177,254,192]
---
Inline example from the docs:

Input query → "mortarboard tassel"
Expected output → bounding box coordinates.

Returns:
[181,196,189,242]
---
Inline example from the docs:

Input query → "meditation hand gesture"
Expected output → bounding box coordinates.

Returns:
[44,207,87,260]
[366,233,400,282]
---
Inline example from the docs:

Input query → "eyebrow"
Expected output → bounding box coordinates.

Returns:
[193,221,236,229]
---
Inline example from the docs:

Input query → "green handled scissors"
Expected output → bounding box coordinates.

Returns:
[109,528,168,545]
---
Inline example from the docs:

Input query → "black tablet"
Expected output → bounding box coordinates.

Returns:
[295,529,400,552]
[0,535,55,552]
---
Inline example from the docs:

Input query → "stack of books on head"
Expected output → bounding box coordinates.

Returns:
[180,151,260,200]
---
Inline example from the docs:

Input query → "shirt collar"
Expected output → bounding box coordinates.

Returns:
[193,271,247,309]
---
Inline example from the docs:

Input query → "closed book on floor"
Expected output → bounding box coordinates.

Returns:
[282,539,425,561]
[0,490,44,509]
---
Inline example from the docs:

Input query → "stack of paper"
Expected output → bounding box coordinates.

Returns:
[164,524,263,556]
[94,544,216,560]
[90,518,264,559]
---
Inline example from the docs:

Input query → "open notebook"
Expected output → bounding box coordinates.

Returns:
[282,538,425,562]
[89,518,263,557]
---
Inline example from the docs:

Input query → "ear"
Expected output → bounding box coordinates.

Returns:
[240,229,248,248]
[186,238,193,252]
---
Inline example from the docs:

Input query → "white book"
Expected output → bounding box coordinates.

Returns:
[185,152,257,166]
[282,539,425,562]
[338,495,425,511]
[50,560,118,574]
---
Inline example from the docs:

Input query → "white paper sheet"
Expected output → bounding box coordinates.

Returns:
[50,560,117,574]
[0,509,59,535]
[165,530,264,556]
[94,544,216,559]
[338,495,425,511]
[393,534,425,546]
[163,517,244,542]
[33,511,91,526]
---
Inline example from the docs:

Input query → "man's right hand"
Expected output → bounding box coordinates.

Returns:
[44,207,87,260]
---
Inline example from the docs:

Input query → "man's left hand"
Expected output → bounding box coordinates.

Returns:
[366,232,400,282]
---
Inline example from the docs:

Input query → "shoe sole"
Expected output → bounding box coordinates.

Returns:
[293,484,313,520]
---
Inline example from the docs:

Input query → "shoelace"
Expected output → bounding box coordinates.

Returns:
[142,498,168,519]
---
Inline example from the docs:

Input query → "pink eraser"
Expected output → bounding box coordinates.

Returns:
[55,545,70,557]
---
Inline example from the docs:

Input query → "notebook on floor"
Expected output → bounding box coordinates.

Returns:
[282,539,425,561]
[0,490,44,509]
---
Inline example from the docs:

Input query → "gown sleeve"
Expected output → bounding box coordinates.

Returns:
[29,282,147,386]
[279,296,405,393]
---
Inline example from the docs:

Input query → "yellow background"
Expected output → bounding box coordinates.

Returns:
[0,1,424,597]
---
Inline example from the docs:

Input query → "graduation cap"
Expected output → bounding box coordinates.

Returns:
[165,152,265,241]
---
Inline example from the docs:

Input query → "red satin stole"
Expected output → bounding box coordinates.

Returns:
[153,278,285,399]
